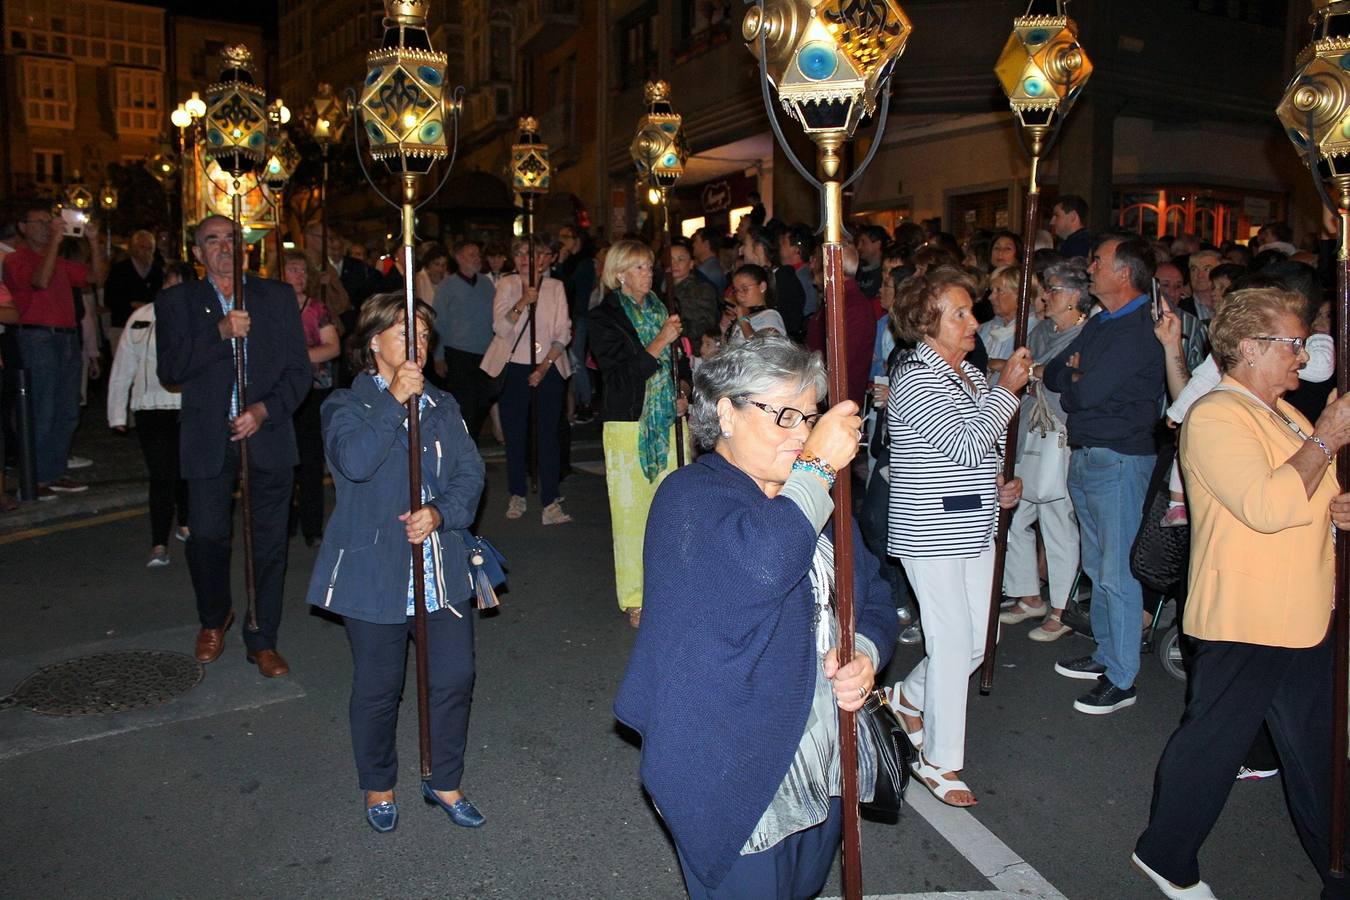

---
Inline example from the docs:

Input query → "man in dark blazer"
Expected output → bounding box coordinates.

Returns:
[156,215,310,677]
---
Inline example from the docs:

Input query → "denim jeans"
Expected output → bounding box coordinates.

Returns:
[569,311,592,407]
[1067,446,1154,689]
[16,329,81,484]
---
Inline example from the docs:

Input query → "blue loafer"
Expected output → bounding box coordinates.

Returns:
[366,801,398,833]
[420,782,486,828]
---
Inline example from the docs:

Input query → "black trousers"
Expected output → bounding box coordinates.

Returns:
[858,462,916,617]
[134,409,188,546]
[185,441,293,652]
[1135,632,1350,898]
[498,363,565,505]
[444,347,496,442]
[344,606,476,792]
[292,387,330,540]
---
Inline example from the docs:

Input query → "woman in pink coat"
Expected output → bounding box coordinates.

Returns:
[480,237,573,524]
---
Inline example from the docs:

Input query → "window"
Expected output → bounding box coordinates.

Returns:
[617,6,660,90]
[112,67,163,135]
[1180,0,1287,27]
[33,149,66,186]
[6,0,166,70]
[21,57,76,128]
[489,22,512,82]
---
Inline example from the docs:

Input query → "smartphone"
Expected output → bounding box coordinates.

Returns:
[1150,277,1162,322]
[60,208,87,238]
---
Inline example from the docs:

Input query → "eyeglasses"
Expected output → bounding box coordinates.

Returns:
[1046,285,1076,294]
[1252,335,1307,354]
[738,397,821,429]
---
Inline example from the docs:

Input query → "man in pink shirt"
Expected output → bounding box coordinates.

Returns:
[2,202,105,497]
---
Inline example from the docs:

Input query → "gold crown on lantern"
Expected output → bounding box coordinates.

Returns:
[221,43,254,72]
[385,0,430,26]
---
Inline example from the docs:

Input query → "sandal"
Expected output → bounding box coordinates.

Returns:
[505,495,527,519]
[884,685,924,752]
[541,500,572,526]
[1029,613,1074,642]
[911,754,978,807]
[999,599,1049,625]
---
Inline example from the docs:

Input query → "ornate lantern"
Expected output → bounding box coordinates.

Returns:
[263,99,299,191]
[64,172,94,212]
[631,80,688,191]
[1278,1,1350,203]
[994,7,1093,157]
[359,0,448,175]
[203,44,268,177]
[511,117,551,195]
[743,0,913,138]
[146,148,179,186]
[98,181,118,212]
[306,82,349,147]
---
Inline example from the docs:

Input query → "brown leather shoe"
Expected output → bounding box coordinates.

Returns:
[194,611,235,663]
[246,649,290,678]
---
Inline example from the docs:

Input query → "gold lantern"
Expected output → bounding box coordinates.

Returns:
[203,44,268,177]
[146,148,179,186]
[743,0,912,139]
[511,117,551,195]
[1278,1,1350,205]
[64,172,94,212]
[631,80,688,191]
[993,8,1093,157]
[306,82,349,147]
[359,0,448,176]
[98,181,118,212]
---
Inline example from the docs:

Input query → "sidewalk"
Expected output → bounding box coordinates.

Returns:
[1,397,604,537]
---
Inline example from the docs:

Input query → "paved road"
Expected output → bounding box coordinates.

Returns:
[0,446,1323,898]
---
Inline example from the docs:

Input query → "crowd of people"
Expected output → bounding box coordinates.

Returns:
[3,192,1350,898]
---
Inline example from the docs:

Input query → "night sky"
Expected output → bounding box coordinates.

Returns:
[145,0,277,30]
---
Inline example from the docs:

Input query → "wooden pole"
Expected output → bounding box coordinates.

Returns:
[400,173,433,781]
[231,186,259,635]
[526,194,540,494]
[658,189,686,467]
[979,157,1041,693]
[818,135,862,900]
[1331,196,1349,876]
[319,145,330,308]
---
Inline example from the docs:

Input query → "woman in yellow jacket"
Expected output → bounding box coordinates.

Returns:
[1132,288,1350,900]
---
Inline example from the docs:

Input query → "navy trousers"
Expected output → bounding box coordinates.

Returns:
[498,362,565,505]
[677,798,842,900]
[1135,633,1350,898]
[185,441,292,652]
[344,605,476,793]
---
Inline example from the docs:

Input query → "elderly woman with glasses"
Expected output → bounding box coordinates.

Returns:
[1132,288,1350,900]
[884,265,1032,808]
[615,333,896,899]
[999,258,1093,642]
[589,239,686,627]
[480,236,572,525]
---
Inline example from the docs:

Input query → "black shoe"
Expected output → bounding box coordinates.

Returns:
[1054,655,1107,680]
[1074,677,1136,715]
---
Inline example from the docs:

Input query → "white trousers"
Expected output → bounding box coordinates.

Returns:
[898,545,995,772]
[1002,496,1080,610]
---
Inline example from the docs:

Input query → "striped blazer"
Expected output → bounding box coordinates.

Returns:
[886,341,1020,559]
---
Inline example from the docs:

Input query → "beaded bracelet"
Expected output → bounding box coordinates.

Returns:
[793,452,837,488]
[1310,435,1335,465]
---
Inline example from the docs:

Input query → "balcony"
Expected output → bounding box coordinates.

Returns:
[516,0,580,55]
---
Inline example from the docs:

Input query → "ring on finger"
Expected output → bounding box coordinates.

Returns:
[857,686,866,699]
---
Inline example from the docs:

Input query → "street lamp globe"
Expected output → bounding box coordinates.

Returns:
[171,104,192,129]
[185,91,207,120]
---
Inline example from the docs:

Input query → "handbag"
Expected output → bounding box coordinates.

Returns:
[1016,387,1070,503]
[859,688,913,819]
[1129,445,1189,594]
[455,528,508,609]
[489,319,534,394]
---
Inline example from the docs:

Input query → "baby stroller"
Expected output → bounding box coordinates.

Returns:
[1056,573,1187,683]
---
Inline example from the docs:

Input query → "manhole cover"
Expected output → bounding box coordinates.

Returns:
[2,650,203,716]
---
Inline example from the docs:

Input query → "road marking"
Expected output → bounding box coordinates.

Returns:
[821,788,1067,900]
[0,506,146,545]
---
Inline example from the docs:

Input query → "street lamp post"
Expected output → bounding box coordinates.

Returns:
[358,0,460,781]
[630,79,689,466]
[1277,0,1350,874]
[172,91,207,259]
[203,42,269,636]
[980,1,1092,694]
[511,116,551,491]
[742,3,912,896]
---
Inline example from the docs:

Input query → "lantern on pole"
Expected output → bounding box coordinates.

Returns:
[264,99,298,270]
[357,0,462,782]
[98,180,118,257]
[742,3,911,896]
[203,41,268,637]
[630,80,690,466]
[511,116,551,488]
[1278,0,1350,875]
[304,82,350,290]
[64,172,94,213]
[979,1,1092,694]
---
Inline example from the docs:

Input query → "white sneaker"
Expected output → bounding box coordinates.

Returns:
[67,455,93,470]
[146,547,170,568]
[1130,852,1218,899]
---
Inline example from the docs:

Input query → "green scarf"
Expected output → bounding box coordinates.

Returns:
[619,290,676,482]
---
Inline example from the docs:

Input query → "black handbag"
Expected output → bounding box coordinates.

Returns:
[1129,446,1189,594]
[859,688,913,819]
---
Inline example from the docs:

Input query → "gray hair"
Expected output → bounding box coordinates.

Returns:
[1040,257,1093,313]
[689,333,827,450]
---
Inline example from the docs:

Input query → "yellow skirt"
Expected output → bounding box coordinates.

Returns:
[602,421,688,612]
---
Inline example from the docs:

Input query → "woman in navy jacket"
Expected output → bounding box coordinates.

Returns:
[305,292,486,834]
[615,334,897,898]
